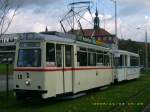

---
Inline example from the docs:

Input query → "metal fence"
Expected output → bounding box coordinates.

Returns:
[0,55,13,98]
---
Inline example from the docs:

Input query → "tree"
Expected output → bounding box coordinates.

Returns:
[0,0,19,37]
[118,38,150,67]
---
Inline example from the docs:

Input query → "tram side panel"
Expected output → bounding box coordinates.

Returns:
[73,46,113,93]
[95,68,113,87]
[73,68,97,93]
[126,67,140,80]
[126,55,140,80]
[116,68,127,82]
[73,68,113,93]
[73,67,113,93]
[43,71,57,98]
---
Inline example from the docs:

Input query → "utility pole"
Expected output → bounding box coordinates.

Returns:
[6,56,9,98]
[145,31,148,71]
[136,27,149,71]
[114,0,117,38]
[72,0,75,30]
[114,0,118,46]
[110,0,118,47]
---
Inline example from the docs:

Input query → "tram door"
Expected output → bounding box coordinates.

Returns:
[113,56,119,81]
[62,45,73,93]
[114,54,127,81]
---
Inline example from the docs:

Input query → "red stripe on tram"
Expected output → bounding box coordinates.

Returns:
[14,67,112,72]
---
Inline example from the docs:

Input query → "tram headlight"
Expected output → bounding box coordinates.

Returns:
[25,79,31,86]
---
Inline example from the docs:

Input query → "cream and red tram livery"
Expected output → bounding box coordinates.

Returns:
[13,32,140,99]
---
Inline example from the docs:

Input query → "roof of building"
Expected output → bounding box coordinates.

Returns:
[69,28,115,37]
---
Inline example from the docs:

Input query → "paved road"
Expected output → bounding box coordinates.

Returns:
[0,75,13,92]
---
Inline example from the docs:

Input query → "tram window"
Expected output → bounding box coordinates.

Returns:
[103,55,109,66]
[124,55,127,66]
[96,50,103,54]
[77,51,87,66]
[88,53,96,66]
[88,48,95,52]
[97,54,103,65]
[17,49,41,67]
[119,55,123,66]
[56,44,62,67]
[65,45,72,67]
[80,47,87,51]
[114,57,119,66]
[130,56,139,66]
[46,43,55,66]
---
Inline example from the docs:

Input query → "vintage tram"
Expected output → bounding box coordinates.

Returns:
[13,32,140,99]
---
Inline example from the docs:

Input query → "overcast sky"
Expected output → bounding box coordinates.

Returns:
[6,0,150,42]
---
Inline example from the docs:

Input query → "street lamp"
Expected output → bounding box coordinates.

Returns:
[136,27,148,71]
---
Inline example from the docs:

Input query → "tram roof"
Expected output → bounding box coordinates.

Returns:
[18,32,75,43]
[113,49,139,57]
[17,32,139,56]
[18,32,111,51]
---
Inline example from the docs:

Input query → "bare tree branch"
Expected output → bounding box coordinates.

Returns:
[0,0,19,38]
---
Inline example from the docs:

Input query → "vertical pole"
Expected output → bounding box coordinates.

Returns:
[145,31,148,71]
[62,45,65,93]
[72,0,75,30]
[114,0,118,45]
[6,56,9,98]
[138,49,141,67]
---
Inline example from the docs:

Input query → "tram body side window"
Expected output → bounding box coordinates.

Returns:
[130,56,139,66]
[56,44,62,67]
[88,52,96,66]
[77,47,87,66]
[97,50,104,66]
[104,54,110,66]
[87,48,96,66]
[65,45,72,67]
[77,52,87,66]
[46,43,55,66]
[119,55,123,66]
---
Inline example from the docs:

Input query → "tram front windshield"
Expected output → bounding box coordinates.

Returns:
[17,49,41,67]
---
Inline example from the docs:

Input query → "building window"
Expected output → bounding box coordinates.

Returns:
[103,37,106,41]
[109,37,112,41]
[98,37,101,41]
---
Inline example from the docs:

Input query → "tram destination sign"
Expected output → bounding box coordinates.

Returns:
[76,35,108,47]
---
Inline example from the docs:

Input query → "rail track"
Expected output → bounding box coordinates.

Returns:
[110,85,150,112]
